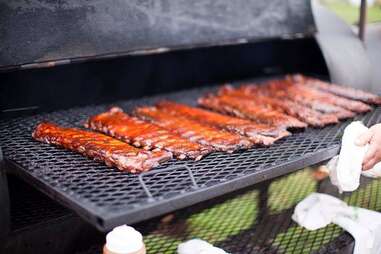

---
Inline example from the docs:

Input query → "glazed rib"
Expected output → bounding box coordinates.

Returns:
[156,101,290,145]
[259,80,356,119]
[294,75,381,105]
[198,94,307,129]
[285,75,372,113]
[218,86,339,127]
[135,106,252,153]
[86,107,211,160]
[32,122,172,173]
[295,85,371,113]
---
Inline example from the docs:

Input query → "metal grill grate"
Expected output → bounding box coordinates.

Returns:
[1,83,381,231]
[76,169,381,254]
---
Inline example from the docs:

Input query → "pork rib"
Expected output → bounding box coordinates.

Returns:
[198,94,307,129]
[260,80,356,119]
[86,107,211,160]
[32,122,172,173]
[135,106,252,153]
[285,75,372,113]
[219,86,339,127]
[156,101,290,145]
[294,75,381,105]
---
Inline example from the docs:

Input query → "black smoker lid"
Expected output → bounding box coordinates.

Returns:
[0,0,315,70]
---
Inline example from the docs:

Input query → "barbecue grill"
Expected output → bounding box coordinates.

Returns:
[0,0,377,253]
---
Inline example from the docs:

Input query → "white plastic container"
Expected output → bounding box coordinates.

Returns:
[103,225,146,254]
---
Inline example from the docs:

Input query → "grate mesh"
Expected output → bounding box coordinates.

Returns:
[1,84,381,230]
[76,169,381,254]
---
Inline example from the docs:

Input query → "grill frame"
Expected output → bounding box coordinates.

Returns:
[1,78,379,231]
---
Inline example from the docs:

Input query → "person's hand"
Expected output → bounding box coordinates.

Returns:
[355,124,381,170]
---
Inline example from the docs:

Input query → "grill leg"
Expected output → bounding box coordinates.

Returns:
[257,181,270,220]
[0,147,10,238]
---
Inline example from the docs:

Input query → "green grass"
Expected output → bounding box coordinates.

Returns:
[320,0,381,24]
[186,190,259,243]
[145,190,260,253]
[268,169,317,214]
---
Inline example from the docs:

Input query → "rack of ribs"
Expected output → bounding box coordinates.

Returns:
[198,94,307,129]
[218,86,339,127]
[285,76,372,113]
[259,80,356,119]
[135,106,252,153]
[86,107,211,161]
[155,101,290,146]
[32,122,172,173]
[292,74,381,105]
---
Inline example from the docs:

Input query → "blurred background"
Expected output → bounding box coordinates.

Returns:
[320,0,381,24]
[320,0,381,93]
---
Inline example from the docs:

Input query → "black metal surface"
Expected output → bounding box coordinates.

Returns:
[0,147,10,238]
[7,176,71,232]
[75,169,381,254]
[0,176,104,254]
[1,215,102,254]
[1,82,380,231]
[1,38,328,119]
[0,0,315,69]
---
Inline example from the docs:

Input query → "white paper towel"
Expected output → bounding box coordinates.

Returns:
[327,121,381,193]
[293,193,381,254]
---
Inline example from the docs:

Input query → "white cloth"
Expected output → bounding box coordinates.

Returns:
[327,121,381,193]
[177,239,228,254]
[292,193,381,254]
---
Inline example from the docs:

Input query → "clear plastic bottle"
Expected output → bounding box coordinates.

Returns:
[103,225,146,254]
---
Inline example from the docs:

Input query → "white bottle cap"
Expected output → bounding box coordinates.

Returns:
[177,239,228,254]
[106,225,144,254]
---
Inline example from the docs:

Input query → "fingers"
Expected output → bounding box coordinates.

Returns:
[355,129,373,146]
[363,143,377,164]
[363,157,378,171]
[362,139,381,170]
[350,124,381,170]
